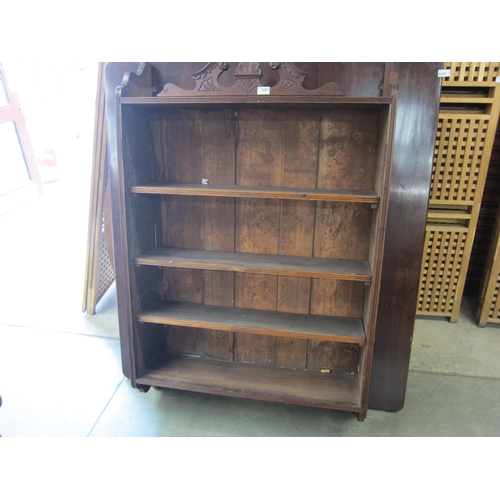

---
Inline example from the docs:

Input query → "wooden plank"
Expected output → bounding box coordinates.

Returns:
[313,202,372,260]
[431,117,447,201]
[201,269,235,360]
[83,62,114,314]
[368,63,442,411]
[438,112,490,119]
[426,223,469,232]
[136,355,361,411]
[130,184,379,203]
[165,325,206,357]
[317,109,380,192]
[154,110,205,357]
[234,109,281,364]
[121,95,392,106]
[135,247,372,281]
[276,111,319,368]
[234,199,280,364]
[138,301,366,344]
[104,62,150,380]
[440,96,494,104]
[309,279,366,319]
[426,210,471,220]
[199,109,237,360]
[312,109,378,373]
[442,81,498,88]
[453,118,464,204]
[306,341,360,373]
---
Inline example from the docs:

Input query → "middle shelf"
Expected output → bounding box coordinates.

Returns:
[134,247,372,282]
[138,301,366,344]
[130,184,380,204]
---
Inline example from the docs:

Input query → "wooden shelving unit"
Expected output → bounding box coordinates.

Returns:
[105,62,399,420]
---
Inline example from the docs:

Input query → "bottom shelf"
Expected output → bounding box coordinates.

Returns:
[136,355,362,413]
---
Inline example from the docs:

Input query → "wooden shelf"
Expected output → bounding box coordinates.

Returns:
[136,355,361,412]
[130,184,379,204]
[138,301,366,344]
[135,247,372,282]
[121,95,392,108]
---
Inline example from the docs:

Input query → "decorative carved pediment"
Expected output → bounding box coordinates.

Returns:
[157,62,345,97]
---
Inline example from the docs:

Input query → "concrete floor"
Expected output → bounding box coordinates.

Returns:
[1,175,500,437]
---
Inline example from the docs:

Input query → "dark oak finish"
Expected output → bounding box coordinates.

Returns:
[104,62,440,417]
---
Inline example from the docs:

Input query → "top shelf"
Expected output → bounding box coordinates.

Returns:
[120,96,392,110]
[130,184,379,204]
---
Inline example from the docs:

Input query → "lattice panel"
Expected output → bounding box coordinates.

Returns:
[83,62,115,315]
[430,116,489,202]
[95,215,115,305]
[418,227,468,314]
[444,62,500,83]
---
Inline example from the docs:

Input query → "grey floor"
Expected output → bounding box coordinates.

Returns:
[1,173,500,437]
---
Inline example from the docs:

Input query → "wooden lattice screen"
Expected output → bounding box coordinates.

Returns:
[418,226,468,315]
[417,62,500,322]
[443,62,500,83]
[82,62,115,315]
[430,115,489,203]
[477,200,500,326]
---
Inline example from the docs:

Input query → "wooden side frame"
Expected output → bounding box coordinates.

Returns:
[83,62,115,315]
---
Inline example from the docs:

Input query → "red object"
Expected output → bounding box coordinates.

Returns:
[36,148,58,167]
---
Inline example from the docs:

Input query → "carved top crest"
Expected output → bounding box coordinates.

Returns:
[157,62,345,97]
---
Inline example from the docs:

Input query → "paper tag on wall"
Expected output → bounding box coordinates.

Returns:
[438,69,451,78]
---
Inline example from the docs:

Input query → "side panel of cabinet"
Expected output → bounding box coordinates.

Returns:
[368,62,442,411]
[104,62,144,379]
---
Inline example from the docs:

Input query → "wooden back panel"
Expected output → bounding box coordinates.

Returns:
[139,106,382,372]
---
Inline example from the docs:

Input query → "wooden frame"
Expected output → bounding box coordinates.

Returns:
[82,62,115,315]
